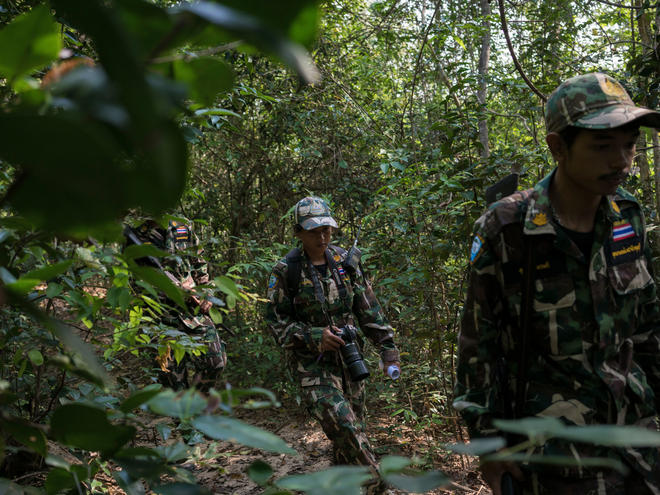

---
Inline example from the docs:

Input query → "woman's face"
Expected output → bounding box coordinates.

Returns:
[297,225,333,260]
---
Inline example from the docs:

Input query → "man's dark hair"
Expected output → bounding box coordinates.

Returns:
[293,224,303,234]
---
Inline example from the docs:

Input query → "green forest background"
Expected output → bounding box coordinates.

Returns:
[3,0,660,493]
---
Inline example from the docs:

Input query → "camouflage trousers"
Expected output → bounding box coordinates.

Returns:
[298,361,378,470]
[158,324,227,392]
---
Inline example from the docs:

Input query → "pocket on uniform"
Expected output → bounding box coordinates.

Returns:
[533,275,576,312]
[608,259,653,294]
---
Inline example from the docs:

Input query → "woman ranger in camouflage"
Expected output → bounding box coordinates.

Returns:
[265,197,400,490]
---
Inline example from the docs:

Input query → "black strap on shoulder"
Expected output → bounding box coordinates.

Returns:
[514,237,535,418]
[285,248,303,302]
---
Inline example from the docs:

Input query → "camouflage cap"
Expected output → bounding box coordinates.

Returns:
[545,73,660,133]
[293,196,338,230]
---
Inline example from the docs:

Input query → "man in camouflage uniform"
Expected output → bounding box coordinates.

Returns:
[125,218,227,391]
[265,197,400,483]
[454,73,660,494]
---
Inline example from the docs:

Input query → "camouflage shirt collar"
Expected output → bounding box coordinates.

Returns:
[524,168,628,235]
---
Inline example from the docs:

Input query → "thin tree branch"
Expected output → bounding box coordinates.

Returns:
[591,0,656,9]
[497,0,547,102]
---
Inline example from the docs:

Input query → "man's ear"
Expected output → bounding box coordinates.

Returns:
[546,132,566,163]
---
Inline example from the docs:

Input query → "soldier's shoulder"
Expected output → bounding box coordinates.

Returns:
[613,188,641,212]
[328,244,347,262]
[475,189,532,238]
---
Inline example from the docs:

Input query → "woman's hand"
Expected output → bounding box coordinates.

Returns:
[320,326,345,352]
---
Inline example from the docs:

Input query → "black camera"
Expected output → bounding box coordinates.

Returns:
[336,325,370,382]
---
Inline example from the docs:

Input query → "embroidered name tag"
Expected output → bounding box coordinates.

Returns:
[608,220,641,265]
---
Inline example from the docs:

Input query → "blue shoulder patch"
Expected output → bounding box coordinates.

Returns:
[268,274,277,289]
[469,234,484,264]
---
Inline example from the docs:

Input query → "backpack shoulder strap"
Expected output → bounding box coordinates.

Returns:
[284,248,303,301]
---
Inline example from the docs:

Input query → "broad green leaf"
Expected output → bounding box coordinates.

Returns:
[555,424,660,447]
[383,471,450,492]
[24,260,73,282]
[0,5,61,82]
[174,2,320,84]
[153,442,189,462]
[247,460,273,486]
[50,404,135,455]
[45,468,76,495]
[445,437,506,456]
[378,455,411,474]
[147,389,207,419]
[131,265,186,310]
[194,108,242,118]
[0,478,42,495]
[174,57,235,106]
[153,483,210,495]
[192,415,297,454]
[5,277,40,295]
[119,384,163,413]
[277,466,371,495]
[27,349,44,366]
[113,450,169,479]
[122,244,169,263]
[0,417,47,456]
[214,275,239,298]
[493,417,564,441]
[208,307,223,324]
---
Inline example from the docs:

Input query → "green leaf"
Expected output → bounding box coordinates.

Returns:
[0,5,61,82]
[122,244,169,263]
[153,442,189,463]
[378,455,411,474]
[192,415,297,454]
[194,108,242,118]
[0,417,47,456]
[555,424,660,447]
[277,466,372,495]
[493,417,564,442]
[175,2,320,84]
[214,275,239,298]
[27,349,44,366]
[247,460,273,486]
[380,163,389,174]
[119,384,163,413]
[24,260,74,282]
[444,437,506,456]
[174,57,235,106]
[208,307,223,324]
[130,265,186,310]
[0,478,42,495]
[50,404,135,455]
[147,389,207,419]
[383,471,450,493]
[45,468,76,495]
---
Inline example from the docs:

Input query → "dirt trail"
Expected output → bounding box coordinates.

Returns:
[185,401,485,495]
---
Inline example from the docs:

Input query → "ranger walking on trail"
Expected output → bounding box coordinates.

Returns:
[124,218,227,392]
[453,73,660,494]
[265,197,400,494]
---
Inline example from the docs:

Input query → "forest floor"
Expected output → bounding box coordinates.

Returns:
[169,397,486,495]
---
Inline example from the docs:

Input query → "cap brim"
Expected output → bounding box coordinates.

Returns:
[300,217,338,230]
[575,105,660,130]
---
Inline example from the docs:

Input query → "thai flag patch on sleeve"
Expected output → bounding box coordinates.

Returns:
[612,220,635,242]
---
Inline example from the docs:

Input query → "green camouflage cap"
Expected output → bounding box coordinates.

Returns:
[294,196,338,230]
[545,73,660,133]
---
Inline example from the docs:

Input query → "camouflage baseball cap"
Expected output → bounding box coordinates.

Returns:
[293,196,338,230]
[545,73,660,133]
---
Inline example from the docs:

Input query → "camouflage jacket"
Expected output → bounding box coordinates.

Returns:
[453,170,660,481]
[132,220,212,330]
[265,245,399,386]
